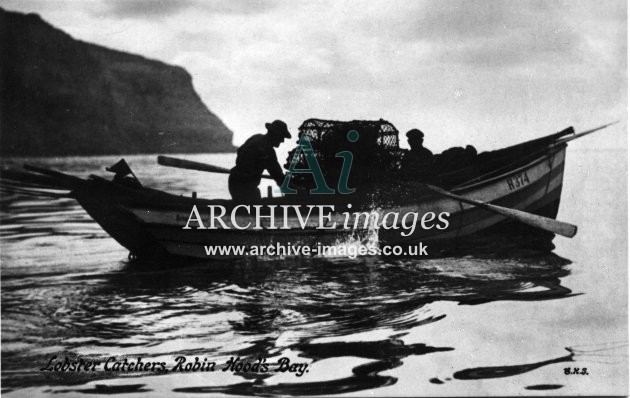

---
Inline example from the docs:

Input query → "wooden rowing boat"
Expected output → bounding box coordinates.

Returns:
[0,122,613,260]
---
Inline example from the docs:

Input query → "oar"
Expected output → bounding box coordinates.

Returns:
[157,155,274,180]
[424,184,577,238]
[553,121,618,145]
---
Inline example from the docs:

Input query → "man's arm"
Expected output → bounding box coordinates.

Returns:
[265,149,286,186]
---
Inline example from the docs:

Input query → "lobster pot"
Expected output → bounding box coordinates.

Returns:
[284,118,405,193]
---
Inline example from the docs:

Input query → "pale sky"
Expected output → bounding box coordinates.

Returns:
[2,0,627,151]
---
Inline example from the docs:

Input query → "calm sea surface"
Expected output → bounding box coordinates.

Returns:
[0,149,627,396]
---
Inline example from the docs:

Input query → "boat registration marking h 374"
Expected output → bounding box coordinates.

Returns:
[506,171,531,191]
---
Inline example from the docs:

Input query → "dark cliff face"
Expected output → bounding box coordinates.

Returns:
[0,8,236,156]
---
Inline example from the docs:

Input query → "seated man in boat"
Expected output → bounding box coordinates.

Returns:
[229,120,291,202]
[401,128,435,180]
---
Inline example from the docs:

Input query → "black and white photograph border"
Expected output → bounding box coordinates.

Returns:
[0,0,627,396]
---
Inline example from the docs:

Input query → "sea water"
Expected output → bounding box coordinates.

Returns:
[0,148,627,396]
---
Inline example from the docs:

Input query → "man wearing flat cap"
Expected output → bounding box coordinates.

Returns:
[229,120,291,202]
[401,128,435,179]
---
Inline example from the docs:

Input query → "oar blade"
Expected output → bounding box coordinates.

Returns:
[424,184,578,238]
[485,203,578,238]
[555,121,619,145]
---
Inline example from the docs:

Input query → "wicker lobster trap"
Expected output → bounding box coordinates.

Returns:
[284,118,404,193]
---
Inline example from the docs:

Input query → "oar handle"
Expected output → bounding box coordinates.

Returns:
[157,156,274,180]
[158,155,230,174]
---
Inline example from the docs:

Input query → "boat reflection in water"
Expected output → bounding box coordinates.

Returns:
[1,250,575,395]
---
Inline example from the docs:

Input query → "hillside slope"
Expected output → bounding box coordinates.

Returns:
[0,8,235,156]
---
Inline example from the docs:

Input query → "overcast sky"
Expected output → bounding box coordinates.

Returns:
[2,0,627,151]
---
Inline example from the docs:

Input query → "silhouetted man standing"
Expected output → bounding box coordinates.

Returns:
[229,120,291,202]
